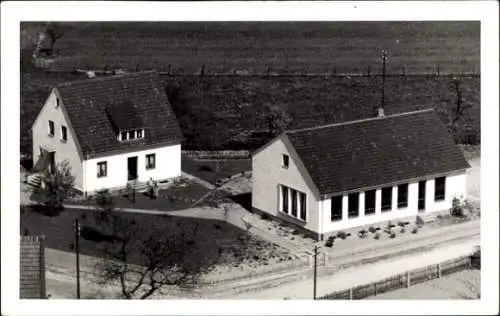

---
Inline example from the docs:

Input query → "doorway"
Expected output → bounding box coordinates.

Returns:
[127,156,138,180]
[418,180,426,211]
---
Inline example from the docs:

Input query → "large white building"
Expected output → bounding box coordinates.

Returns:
[31,71,183,195]
[252,109,470,240]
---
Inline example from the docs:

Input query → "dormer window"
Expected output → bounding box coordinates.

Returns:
[118,129,144,142]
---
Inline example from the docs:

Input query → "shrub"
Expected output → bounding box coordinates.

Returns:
[336,231,347,240]
[368,226,377,234]
[387,221,396,229]
[292,229,300,235]
[397,221,406,227]
[260,213,270,221]
[374,232,381,240]
[416,216,425,227]
[400,227,406,234]
[358,229,368,238]
[389,232,396,238]
[325,236,335,247]
[450,196,473,218]
[411,227,419,234]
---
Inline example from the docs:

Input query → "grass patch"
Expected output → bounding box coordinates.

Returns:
[181,155,251,185]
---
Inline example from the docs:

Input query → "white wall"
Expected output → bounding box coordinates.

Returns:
[32,90,83,190]
[252,135,320,233]
[319,171,467,233]
[83,144,181,193]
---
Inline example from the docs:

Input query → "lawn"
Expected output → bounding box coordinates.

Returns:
[64,178,210,211]
[20,205,292,275]
[181,155,251,185]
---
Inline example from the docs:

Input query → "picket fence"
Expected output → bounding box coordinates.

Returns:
[319,254,474,300]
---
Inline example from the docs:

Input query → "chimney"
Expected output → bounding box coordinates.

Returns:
[86,71,96,78]
[377,107,385,117]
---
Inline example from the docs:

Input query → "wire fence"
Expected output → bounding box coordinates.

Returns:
[319,254,475,300]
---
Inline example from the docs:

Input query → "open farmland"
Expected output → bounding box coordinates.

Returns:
[21,21,479,75]
[20,21,480,156]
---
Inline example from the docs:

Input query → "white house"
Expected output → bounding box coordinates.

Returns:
[31,71,184,195]
[252,109,470,240]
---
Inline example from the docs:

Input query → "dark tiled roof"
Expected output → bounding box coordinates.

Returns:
[105,101,145,131]
[286,109,470,196]
[56,71,183,158]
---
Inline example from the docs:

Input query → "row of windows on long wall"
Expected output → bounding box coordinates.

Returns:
[279,185,307,222]
[96,154,156,178]
[330,177,446,221]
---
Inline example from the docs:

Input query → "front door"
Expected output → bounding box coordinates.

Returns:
[127,156,138,180]
[48,151,56,174]
[418,180,426,211]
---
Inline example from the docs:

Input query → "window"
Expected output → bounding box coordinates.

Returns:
[97,161,107,178]
[397,183,409,208]
[129,130,136,140]
[282,186,289,214]
[61,125,67,141]
[137,129,143,138]
[331,195,343,221]
[279,185,307,221]
[348,192,359,218]
[299,192,307,221]
[146,154,156,170]
[364,189,376,215]
[282,154,289,168]
[56,97,60,108]
[48,120,55,136]
[435,177,446,201]
[381,187,392,212]
[121,131,128,141]
[291,189,298,217]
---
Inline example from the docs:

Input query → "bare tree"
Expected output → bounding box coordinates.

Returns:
[450,78,472,130]
[262,104,293,137]
[93,195,217,299]
[44,22,67,56]
[31,159,75,216]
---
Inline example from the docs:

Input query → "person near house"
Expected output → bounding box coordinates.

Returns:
[148,177,154,199]
[153,180,159,200]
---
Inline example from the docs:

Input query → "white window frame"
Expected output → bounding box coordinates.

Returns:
[146,153,156,170]
[279,184,307,222]
[61,125,67,142]
[48,120,55,136]
[282,154,289,169]
[97,161,107,178]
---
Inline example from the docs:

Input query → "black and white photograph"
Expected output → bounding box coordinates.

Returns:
[1,1,498,315]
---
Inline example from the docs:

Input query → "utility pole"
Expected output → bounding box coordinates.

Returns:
[74,218,81,299]
[313,244,319,300]
[381,50,388,109]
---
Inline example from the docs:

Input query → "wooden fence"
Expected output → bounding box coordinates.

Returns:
[319,254,474,300]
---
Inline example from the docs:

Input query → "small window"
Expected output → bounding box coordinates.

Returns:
[435,177,446,201]
[129,130,136,140]
[56,97,60,108]
[48,120,55,136]
[331,195,343,221]
[381,186,392,212]
[120,131,128,141]
[146,154,156,170]
[61,126,67,141]
[282,154,289,168]
[364,189,376,215]
[397,183,409,208]
[97,161,107,178]
[291,189,297,217]
[282,186,289,214]
[348,192,359,218]
[137,129,143,138]
[299,192,307,221]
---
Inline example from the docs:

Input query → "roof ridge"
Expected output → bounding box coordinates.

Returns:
[56,70,158,88]
[286,108,436,134]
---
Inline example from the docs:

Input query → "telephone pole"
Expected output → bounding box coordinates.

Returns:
[74,218,81,299]
[381,50,388,109]
[313,244,319,300]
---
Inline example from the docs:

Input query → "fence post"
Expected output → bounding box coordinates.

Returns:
[406,271,411,288]
[349,288,353,300]
[437,263,441,278]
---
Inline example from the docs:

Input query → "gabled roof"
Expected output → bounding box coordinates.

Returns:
[55,71,183,158]
[285,109,471,197]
